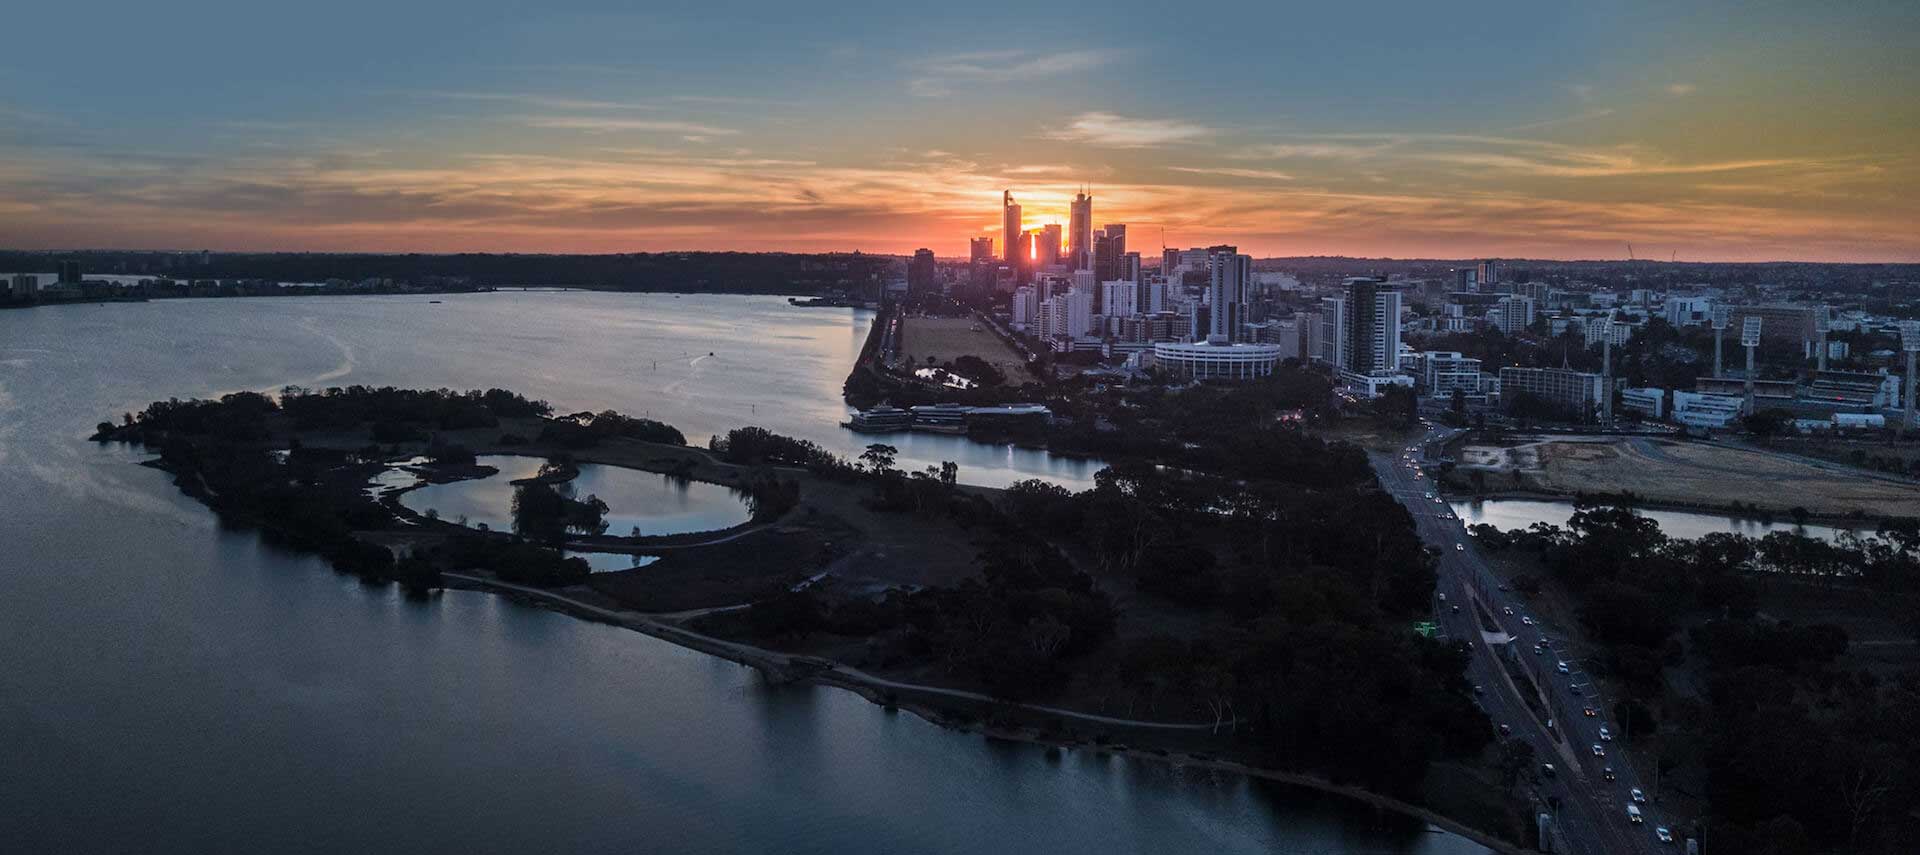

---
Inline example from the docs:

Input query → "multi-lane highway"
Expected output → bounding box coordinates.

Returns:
[1375,424,1675,854]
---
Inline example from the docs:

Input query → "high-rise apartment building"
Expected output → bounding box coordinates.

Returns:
[1101,280,1139,319]
[1492,295,1536,334]
[1320,277,1402,377]
[1205,247,1250,342]
[907,248,936,298]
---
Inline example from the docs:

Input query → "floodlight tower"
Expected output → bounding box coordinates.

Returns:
[1711,306,1731,378]
[1814,306,1831,372]
[1741,316,1763,415]
[1901,321,1920,439]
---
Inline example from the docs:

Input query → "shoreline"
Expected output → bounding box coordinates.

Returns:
[441,571,1526,855]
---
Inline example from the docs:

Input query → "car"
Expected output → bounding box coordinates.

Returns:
[1498,724,1512,736]
[1455,543,1464,551]
[1521,616,1534,626]
[1438,592,1448,602]
[1540,763,1556,777]
[1602,766,1616,781]
[1472,684,1484,695]
[1503,606,1514,616]
[1556,660,1570,674]
[1570,683,1584,696]
[1655,826,1674,844]
[1627,804,1643,824]
[1583,707,1597,717]
[1496,583,1511,592]
[1631,788,1646,803]
[1600,726,1612,741]
[1424,492,1434,499]
[1450,605,1461,614]
[1533,645,1545,656]
[1592,743,1605,757]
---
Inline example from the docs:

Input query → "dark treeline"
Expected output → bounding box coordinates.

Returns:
[1474,506,1920,852]
[1,250,897,294]
[700,421,1489,797]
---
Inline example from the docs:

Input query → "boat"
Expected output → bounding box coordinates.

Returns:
[844,406,913,433]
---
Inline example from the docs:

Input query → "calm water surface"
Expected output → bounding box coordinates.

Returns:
[1450,498,1855,542]
[398,455,752,536]
[0,293,1484,854]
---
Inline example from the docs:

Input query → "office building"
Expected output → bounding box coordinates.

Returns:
[1728,305,1820,357]
[1001,191,1021,265]
[1620,388,1665,420]
[1672,390,1744,429]
[1499,366,1606,418]
[1418,351,1484,395]
[1665,296,1712,327]
[970,236,995,263]
[1069,190,1093,270]
[1038,224,1062,269]
[907,248,936,298]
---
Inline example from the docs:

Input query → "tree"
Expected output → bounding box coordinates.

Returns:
[860,443,898,474]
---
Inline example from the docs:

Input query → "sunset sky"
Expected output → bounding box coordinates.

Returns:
[3,1,1916,261]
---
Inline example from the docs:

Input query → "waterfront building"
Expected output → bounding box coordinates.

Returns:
[8,273,39,299]
[847,406,913,432]
[57,260,82,285]
[1152,341,1285,380]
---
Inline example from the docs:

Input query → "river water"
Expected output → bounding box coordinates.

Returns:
[1449,498,1856,543]
[0,292,1484,853]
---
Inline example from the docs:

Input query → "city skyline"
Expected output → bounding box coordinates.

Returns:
[2,2,1917,262]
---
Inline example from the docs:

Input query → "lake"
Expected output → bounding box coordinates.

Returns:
[1450,497,1857,542]
[396,455,753,537]
[0,292,1484,854]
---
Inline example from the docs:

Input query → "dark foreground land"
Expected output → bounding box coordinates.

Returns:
[97,383,1544,849]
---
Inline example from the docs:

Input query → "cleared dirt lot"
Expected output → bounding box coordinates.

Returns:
[896,316,1027,378]
[1457,436,1920,517]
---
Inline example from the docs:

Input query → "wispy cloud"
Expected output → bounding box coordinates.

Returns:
[1167,166,1294,181]
[906,49,1117,97]
[1043,112,1212,148]
[1666,83,1698,97]
[519,116,740,136]
[412,90,663,112]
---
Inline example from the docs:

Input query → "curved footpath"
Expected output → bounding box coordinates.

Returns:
[442,571,1527,855]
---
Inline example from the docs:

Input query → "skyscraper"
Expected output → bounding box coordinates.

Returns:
[908,248,936,298]
[1476,259,1500,290]
[1069,190,1093,270]
[970,236,994,263]
[1102,224,1126,259]
[1001,191,1022,266]
[1206,246,1250,343]
[1039,224,1062,268]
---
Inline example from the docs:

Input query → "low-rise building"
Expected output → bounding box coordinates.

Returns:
[1673,390,1745,429]
[1620,387,1665,420]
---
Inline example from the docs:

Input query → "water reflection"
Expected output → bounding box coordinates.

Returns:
[1451,497,1855,542]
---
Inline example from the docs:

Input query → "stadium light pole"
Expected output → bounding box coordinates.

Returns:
[1901,322,1920,439]
[1814,306,1830,373]
[1741,317,1763,415]
[1711,306,1731,379]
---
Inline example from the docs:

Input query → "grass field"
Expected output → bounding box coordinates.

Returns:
[896,316,1027,379]
[1457,436,1920,517]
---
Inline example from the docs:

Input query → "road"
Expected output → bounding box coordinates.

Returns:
[1374,424,1673,854]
